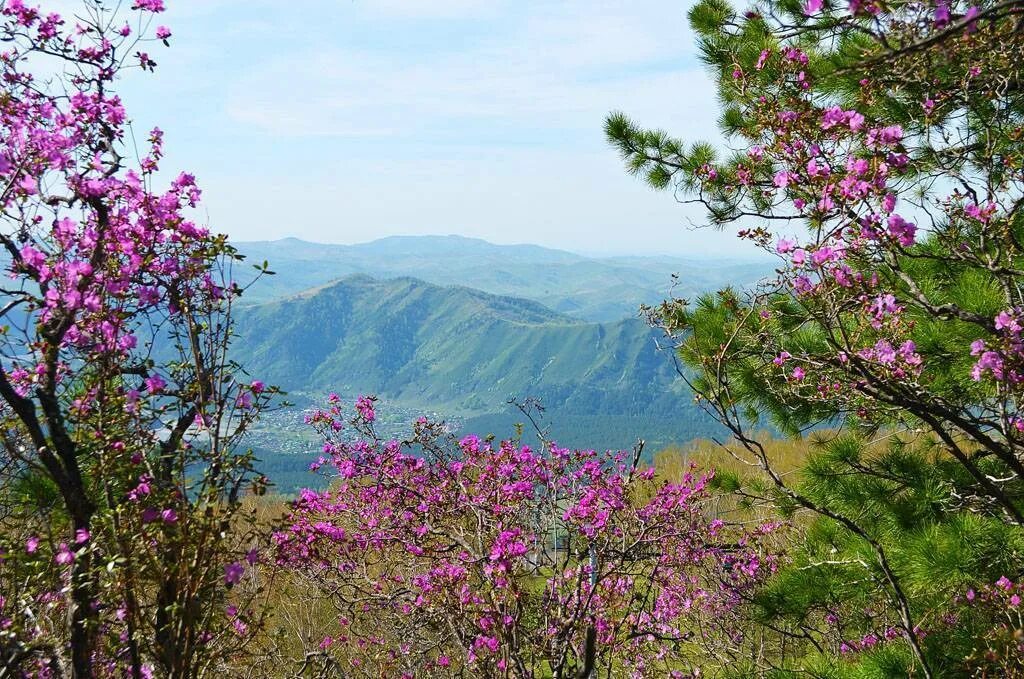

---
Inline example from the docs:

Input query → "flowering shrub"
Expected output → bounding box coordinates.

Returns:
[275,396,781,677]
[960,576,1024,674]
[0,1,274,675]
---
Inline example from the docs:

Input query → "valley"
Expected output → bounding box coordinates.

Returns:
[230,237,769,489]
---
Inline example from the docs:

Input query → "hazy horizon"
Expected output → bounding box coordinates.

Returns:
[234,232,776,261]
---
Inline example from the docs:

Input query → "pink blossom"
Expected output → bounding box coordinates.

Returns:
[887,214,917,247]
[964,5,980,31]
[144,374,167,394]
[866,125,904,148]
[132,0,165,11]
[224,562,244,585]
[274,398,778,669]
[54,543,74,565]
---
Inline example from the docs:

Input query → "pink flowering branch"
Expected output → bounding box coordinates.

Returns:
[0,1,279,675]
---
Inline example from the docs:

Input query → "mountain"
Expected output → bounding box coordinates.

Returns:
[233,275,690,417]
[233,236,773,322]
[233,275,730,489]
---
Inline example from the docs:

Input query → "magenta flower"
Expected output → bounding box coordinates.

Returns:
[355,395,376,422]
[866,125,904,148]
[54,543,74,565]
[144,374,166,394]
[224,561,244,585]
[132,0,165,11]
[964,5,980,32]
[274,398,778,670]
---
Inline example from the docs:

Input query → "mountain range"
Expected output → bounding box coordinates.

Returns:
[234,235,772,322]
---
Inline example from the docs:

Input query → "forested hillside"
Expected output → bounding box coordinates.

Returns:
[234,274,688,415]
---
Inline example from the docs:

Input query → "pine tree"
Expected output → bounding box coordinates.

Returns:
[608,1,1024,675]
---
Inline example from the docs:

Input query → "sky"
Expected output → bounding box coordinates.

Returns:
[106,0,762,257]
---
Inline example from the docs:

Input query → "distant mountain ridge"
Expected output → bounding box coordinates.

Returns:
[234,235,773,322]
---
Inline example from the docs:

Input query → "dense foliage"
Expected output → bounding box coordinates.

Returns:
[608,0,1024,675]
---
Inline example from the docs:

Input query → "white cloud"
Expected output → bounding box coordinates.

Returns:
[221,0,716,146]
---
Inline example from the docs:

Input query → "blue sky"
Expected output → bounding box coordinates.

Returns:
[109,0,760,257]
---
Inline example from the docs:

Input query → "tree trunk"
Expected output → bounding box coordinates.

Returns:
[68,514,95,679]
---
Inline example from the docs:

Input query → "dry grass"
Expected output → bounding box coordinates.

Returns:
[653,433,812,481]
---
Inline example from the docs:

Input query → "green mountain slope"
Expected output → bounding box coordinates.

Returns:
[233,275,689,417]
[234,235,772,322]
